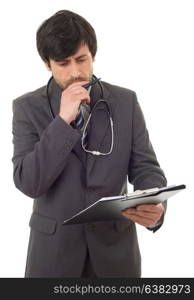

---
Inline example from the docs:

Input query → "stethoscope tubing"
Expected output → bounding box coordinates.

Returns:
[46,75,114,155]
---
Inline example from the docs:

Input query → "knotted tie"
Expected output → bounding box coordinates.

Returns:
[74,85,91,146]
[75,102,90,146]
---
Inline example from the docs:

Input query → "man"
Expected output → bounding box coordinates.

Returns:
[12,10,167,278]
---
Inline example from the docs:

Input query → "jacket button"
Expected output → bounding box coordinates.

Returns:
[65,144,71,151]
[64,140,72,151]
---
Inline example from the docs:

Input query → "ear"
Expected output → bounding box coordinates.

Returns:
[44,60,51,71]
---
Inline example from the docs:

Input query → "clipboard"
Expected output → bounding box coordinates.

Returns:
[62,184,186,225]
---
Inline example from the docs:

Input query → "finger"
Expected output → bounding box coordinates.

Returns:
[122,207,162,223]
[71,89,86,95]
[80,97,90,104]
[122,208,136,214]
[70,86,90,96]
[66,81,89,90]
[123,213,156,227]
[122,206,160,217]
[69,91,90,102]
[136,204,161,212]
[122,211,156,223]
[79,91,90,102]
[128,210,159,219]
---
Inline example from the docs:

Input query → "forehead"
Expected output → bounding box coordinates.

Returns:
[48,43,93,65]
[66,43,91,60]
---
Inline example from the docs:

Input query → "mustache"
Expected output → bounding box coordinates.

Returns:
[65,77,90,87]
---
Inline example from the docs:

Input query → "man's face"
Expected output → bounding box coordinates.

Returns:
[45,43,94,90]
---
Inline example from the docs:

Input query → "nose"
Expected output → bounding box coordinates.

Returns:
[70,61,81,78]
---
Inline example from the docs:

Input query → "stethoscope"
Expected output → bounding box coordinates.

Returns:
[46,75,114,156]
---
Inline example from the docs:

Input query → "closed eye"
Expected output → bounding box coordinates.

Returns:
[77,58,87,63]
[59,61,69,66]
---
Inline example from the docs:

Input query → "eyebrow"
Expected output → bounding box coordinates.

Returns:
[75,54,88,60]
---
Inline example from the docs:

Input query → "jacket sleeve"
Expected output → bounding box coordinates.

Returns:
[128,92,167,232]
[12,100,81,198]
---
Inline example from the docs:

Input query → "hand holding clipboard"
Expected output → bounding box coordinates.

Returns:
[63,184,186,225]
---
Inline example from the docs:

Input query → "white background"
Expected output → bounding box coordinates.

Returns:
[0,0,193,277]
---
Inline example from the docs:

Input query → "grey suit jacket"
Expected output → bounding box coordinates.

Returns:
[12,78,167,277]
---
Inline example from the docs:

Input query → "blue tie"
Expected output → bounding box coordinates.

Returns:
[75,103,90,147]
[75,86,91,146]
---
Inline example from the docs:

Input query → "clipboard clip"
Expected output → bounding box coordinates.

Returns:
[124,187,160,199]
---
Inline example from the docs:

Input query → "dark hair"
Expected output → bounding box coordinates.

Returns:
[36,10,97,63]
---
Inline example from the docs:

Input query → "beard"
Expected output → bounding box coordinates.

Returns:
[55,72,93,91]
